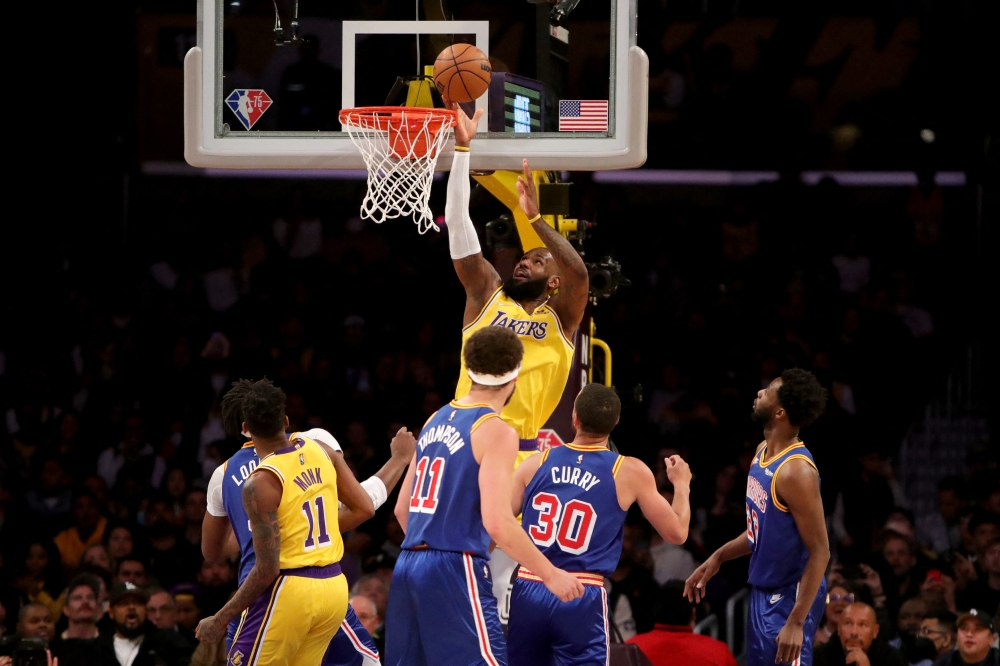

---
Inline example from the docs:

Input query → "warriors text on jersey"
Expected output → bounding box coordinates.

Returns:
[745,442,819,588]
[456,287,575,442]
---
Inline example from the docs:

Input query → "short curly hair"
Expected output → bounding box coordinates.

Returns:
[574,384,621,436]
[221,379,254,436]
[242,378,287,437]
[777,368,828,428]
[464,327,524,387]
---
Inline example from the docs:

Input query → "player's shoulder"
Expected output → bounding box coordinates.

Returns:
[616,455,653,484]
[472,412,516,440]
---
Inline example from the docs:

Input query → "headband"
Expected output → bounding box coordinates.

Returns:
[467,366,520,386]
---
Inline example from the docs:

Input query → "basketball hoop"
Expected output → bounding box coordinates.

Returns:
[339,106,457,234]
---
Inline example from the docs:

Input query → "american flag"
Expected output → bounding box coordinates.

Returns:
[558,100,609,131]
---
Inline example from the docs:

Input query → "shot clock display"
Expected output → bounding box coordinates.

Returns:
[489,73,546,133]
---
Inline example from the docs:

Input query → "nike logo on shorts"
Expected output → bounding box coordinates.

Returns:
[769,594,783,604]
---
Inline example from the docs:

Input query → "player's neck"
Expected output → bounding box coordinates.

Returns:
[763,424,800,459]
[571,432,609,449]
[460,390,508,414]
[252,433,289,458]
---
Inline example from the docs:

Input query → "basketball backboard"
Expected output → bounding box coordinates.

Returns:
[185,0,647,170]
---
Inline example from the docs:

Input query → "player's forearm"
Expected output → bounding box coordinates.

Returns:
[711,533,753,563]
[530,217,588,281]
[446,151,481,261]
[669,485,691,543]
[373,457,408,498]
[787,547,830,626]
[216,563,278,624]
[487,516,557,579]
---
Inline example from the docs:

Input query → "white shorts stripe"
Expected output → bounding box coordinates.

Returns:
[600,586,610,666]
[341,619,380,662]
[463,553,500,666]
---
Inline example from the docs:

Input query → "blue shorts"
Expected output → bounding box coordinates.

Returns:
[507,575,609,666]
[746,579,827,666]
[323,604,381,666]
[385,549,506,666]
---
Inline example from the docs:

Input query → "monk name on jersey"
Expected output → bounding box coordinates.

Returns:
[292,467,325,492]
[747,475,768,514]
[549,465,602,492]
[488,311,548,340]
[417,423,466,455]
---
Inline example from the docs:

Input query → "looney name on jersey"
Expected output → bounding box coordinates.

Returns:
[549,465,601,491]
[747,475,768,513]
[230,459,258,487]
[488,311,548,340]
[292,467,324,492]
[418,424,466,455]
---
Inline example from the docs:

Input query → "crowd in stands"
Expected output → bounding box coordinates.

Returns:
[0,174,992,666]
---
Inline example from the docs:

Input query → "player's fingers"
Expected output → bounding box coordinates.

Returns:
[472,108,484,122]
[523,158,531,181]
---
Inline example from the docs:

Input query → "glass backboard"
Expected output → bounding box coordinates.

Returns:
[185,0,647,170]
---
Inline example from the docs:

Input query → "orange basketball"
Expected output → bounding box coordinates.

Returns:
[433,44,492,103]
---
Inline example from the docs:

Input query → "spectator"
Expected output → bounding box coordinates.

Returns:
[883,531,924,609]
[610,520,658,639]
[49,575,103,666]
[817,584,858,645]
[890,598,938,666]
[94,582,193,666]
[53,491,108,569]
[114,558,148,587]
[169,584,202,632]
[195,559,236,616]
[349,596,379,637]
[81,544,113,574]
[182,488,207,547]
[921,611,958,660]
[933,610,998,666]
[15,603,55,642]
[958,539,1000,612]
[105,523,137,562]
[917,478,968,557]
[11,541,66,621]
[145,499,201,589]
[351,575,388,624]
[56,574,103,641]
[96,415,155,489]
[146,589,196,649]
[627,581,737,666]
[814,602,908,666]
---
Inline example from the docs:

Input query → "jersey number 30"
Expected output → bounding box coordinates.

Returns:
[528,492,597,555]
[410,456,446,514]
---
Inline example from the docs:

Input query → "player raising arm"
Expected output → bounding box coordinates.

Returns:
[386,327,584,666]
[684,369,830,666]
[506,383,692,665]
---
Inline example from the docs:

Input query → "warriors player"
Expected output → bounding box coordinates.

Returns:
[508,384,692,665]
[385,327,584,666]
[202,380,416,665]
[685,369,830,666]
[195,379,376,665]
[443,101,590,606]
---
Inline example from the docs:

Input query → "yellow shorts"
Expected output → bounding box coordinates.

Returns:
[515,449,539,469]
[228,567,348,666]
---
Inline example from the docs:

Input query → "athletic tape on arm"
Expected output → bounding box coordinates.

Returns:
[361,477,388,510]
[445,151,481,259]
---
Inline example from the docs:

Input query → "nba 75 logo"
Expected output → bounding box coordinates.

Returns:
[225,89,272,130]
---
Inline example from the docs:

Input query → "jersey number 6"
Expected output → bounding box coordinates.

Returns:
[528,492,597,555]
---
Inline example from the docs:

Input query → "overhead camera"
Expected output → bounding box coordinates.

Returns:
[485,213,516,248]
[587,256,630,299]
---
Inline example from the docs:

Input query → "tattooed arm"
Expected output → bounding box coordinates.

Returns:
[195,470,283,643]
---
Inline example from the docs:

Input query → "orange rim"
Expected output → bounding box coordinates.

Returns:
[339,106,457,131]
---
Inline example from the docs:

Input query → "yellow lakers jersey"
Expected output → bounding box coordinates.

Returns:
[255,438,343,570]
[456,287,575,441]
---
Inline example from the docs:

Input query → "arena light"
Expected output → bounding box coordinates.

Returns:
[592,170,966,187]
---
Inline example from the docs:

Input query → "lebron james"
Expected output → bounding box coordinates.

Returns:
[441,102,590,617]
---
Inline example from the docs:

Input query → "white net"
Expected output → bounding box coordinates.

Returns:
[339,107,457,235]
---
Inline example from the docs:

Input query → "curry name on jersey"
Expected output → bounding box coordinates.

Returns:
[400,402,500,559]
[745,442,818,589]
[519,444,627,577]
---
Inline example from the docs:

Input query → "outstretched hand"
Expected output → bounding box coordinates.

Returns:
[390,427,417,462]
[516,159,540,219]
[445,95,483,148]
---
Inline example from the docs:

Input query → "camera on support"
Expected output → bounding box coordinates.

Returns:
[587,257,630,300]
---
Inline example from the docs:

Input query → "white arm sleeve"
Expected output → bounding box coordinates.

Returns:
[361,477,388,510]
[445,151,481,260]
[206,464,226,517]
[299,428,343,453]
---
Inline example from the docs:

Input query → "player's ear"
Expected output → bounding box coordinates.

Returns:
[284,415,290,427]
[548,275,561,291]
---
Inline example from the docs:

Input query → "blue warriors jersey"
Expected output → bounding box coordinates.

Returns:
[745,442,819,589]
[222,443,259,585]
[519,443,627,577]
[400,401,500,559]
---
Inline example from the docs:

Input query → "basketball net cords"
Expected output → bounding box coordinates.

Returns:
[342,111,453,235]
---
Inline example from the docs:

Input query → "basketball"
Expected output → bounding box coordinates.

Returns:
[433,43,492,103]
